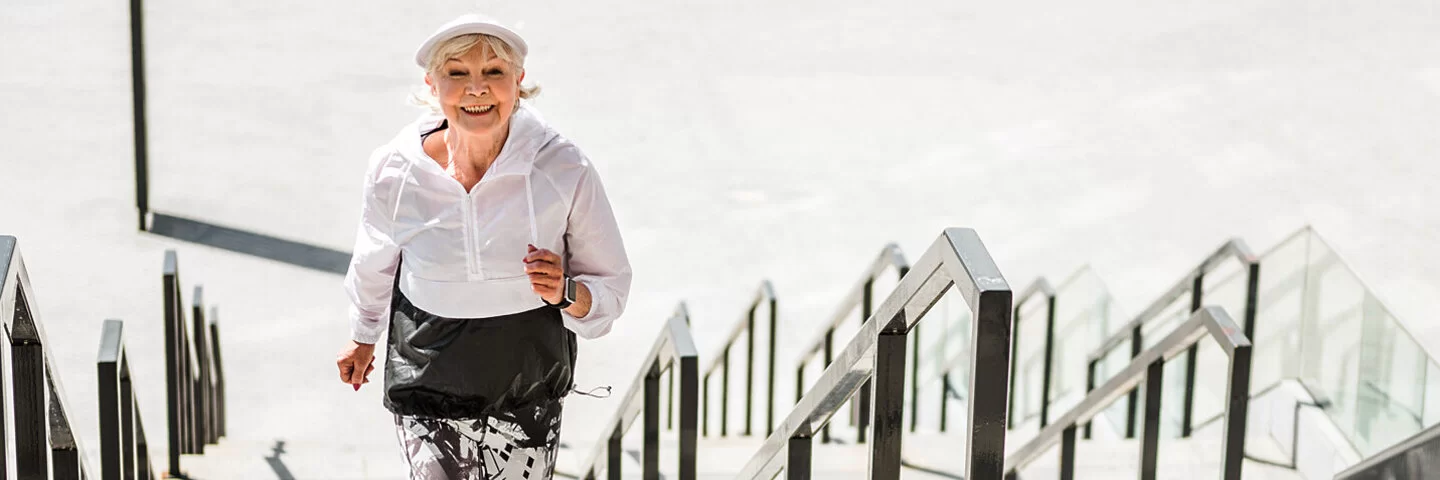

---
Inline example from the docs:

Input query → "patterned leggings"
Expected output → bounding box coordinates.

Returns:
[394,401,563,480]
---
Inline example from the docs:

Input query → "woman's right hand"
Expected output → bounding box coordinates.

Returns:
[337,340,377,389]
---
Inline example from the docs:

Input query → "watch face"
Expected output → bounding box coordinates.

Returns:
[565,278,578,303]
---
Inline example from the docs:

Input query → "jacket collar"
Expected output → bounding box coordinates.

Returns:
[402,102,553,180]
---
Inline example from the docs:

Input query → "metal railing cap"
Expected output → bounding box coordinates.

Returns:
[98,319,125,363]
[163,249,178,275]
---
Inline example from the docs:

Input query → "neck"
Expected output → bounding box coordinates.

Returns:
[445,121,510,173]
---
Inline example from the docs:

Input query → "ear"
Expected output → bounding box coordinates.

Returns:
[424,72,436,96]
[517,69,526,87]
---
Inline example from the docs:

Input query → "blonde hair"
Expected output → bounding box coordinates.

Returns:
[412,33,540,111]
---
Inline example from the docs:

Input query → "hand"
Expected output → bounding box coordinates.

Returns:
[525,244,564,304]
[337,340,376,390]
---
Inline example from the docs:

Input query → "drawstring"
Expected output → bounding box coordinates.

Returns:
[571,385,612,399]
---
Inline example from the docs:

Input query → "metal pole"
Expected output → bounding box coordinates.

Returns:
[644,363,660,480]
[939,373,949,433]
[702,373,710,437]
[1221,344,1254,480]
[745,310,755,437]
[787,436,812,480]
[163,263,182,475]
[909,325,921,433]
[1007,305,1022,429]
[1125,325,1142,439]
[1083,360,1095,439]
[869,332,907,480]
[822,330,832,444]
[14,342,50,478]
[98,324,122,480]
[1140,360,1165,480]
[1181,274,1203,438]
[966,287,1013,479]
[129,0,150,231]
[679,354,698,480]
[766,298,778,436]
[720,347,729,437]
[607,428,622,480]
[1040,296,1057,428]
[1060,424,1077,480]
[857,281,873,444]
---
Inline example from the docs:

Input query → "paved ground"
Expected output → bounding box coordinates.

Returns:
[2,0,1437,476]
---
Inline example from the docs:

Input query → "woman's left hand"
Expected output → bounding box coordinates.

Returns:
[525,245,565,304]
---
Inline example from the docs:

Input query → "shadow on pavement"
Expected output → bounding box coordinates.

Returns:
[148,212,350,275]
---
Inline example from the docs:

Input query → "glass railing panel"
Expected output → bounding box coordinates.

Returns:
[1050,267,1116,416]
[1299,235,1368,452]
[1253,231,1311,391]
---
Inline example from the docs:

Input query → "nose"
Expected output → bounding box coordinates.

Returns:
[465,77,488,97]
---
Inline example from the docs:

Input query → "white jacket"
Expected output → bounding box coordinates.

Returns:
[345,104,632,342]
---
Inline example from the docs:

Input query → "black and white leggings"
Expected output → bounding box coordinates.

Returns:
[394,401,563,480]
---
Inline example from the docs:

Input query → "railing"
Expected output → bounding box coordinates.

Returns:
[2,235,95,478]
[1005,306,1254,480]
[792,244,909,444]
[702,281,778,437]
[98,319,158,480]
[1006,278,1057,430]
[1333,420,1440,479]
[163,250,226,476]
[1083,239,1258,439]
[738,228,1012,480]
[582,304,700,480]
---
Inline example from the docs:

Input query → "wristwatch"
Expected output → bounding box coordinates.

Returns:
[547,276,577,310]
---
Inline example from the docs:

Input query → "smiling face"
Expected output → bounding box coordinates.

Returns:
[424,39,525,138]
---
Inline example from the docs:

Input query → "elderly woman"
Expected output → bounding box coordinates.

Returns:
[334,14,632,479]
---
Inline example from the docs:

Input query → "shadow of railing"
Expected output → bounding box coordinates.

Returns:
[148,213,350,274]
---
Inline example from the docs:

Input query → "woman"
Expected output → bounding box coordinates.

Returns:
[335,14,632,479]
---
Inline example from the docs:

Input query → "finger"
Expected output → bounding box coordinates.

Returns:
[524,248,561,264]
[339,364,354,383]
[363,363,375,384]
[348,360,368,385]
[525,262,562,276]
[528,244,538,253]
[530,277,561,290]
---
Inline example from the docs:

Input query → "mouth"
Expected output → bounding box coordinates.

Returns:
[459,105,496,116]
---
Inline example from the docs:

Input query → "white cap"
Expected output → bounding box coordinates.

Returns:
[414,14,529,68]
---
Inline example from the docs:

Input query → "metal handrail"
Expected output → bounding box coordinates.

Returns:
[792,244,909,444]
[2,235,95,478]
[1005,306,1254,480]
[163,250,225,476]
[1333,419,1440,479]
[98,319,158,479]
[738,228,1012,480]
[702,280,778,437]
[1082,238,1258,438]
[582,304,700,480]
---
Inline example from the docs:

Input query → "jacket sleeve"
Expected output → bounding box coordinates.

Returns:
[561,162,633,339]
[343,150,401,344]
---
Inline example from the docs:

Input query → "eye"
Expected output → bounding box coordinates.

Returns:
[484,68,505,77]
[447,69,466,77]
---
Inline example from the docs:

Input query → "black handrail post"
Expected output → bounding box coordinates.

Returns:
[1125,325,1142,438]
[128,0,150,231]
[98,320,124,480]
[121,358,138,479]
[678,353,698,480]
[909,324,921,433]
[765,297,778,436]
[938,373,949,432]
[856,280,873,444]
[1039,296,1057,428]
[667,367,674,431]
[701,372,710,437]
[0,326,8,479]
[13,335,49,477]
[720,347,729,437]
[210,309,227,439]
[1220,339,1254,480]
[786,436,812,480]
[1139,360,1165,480]
[744,309,755,437]
[1180,274,1204,438]
[1082,360,1096,439]
[607,428,622,480]
[1006,304,1022,429]
[821,330,832,444]
[1059,424,1077,480]
[192,286,212,452]
[643,362,661,480]
[870,330,907,480]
